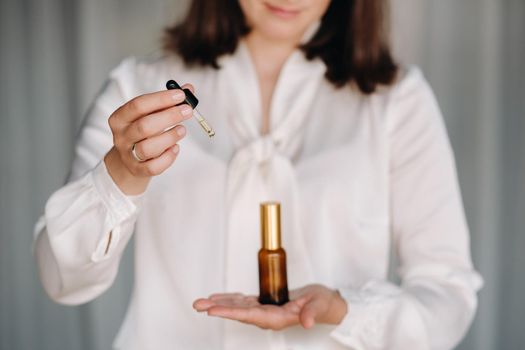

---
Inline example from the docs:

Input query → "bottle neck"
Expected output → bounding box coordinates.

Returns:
[260,202,282,250]
[262,234,281,250]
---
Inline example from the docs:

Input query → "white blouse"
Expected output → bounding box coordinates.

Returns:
[34,41,482,350]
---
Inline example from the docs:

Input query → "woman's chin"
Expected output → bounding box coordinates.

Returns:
[253,22,308,43]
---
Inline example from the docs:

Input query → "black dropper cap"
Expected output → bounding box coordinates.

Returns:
[166,80,199,109]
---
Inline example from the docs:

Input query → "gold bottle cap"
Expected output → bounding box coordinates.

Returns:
[260,202,281,250]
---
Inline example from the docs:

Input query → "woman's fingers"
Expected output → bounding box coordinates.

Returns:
[193,294,259,312]
[114,97,192,178]
[126,104,192,142]
[283,297,307,314]
[103,85,197,194]
[298,297,323,329]
[207,304,261,322]
[181,83,195,94]
[297,287,348,327]
[210,294,259,305]
[131,125,186,161]
[194,292,303,331]
[196,285,348,331]
[208,293,244,301]
[132,145,179,177]
[116,89,187,123]
[193,298,215,312]
[207,304,298,330]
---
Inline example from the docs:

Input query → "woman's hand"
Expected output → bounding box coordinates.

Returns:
[104,85,194,195]
[193,284,348,330]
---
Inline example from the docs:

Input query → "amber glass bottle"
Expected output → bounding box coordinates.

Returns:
[258,202,289,306]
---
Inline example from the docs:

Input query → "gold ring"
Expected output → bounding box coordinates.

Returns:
[131,143,145,162]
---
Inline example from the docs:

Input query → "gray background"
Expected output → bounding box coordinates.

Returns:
[0,0,523,349]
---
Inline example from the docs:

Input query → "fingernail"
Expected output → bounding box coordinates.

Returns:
[177,126,186,137]
[172,144,180,154]
[172,90,185,101]
[180,105,193,117]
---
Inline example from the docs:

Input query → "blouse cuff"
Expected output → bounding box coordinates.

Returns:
[90,160,143,261]
[330,281,402,350]
[91,160,142,225]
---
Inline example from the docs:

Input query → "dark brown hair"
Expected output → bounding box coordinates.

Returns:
[165,0,398,94]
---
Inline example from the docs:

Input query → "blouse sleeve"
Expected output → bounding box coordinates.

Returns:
[33,58,142,305]
[330,67,483,350]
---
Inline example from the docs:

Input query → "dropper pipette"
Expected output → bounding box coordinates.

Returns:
[166,80,215,138]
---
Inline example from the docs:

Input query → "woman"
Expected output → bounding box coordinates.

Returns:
[34,0,482,349]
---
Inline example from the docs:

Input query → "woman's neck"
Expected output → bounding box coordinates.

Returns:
[244,31,299,76]
[244,31,300,134]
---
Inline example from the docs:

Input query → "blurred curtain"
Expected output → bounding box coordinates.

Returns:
[0,0,523,349]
